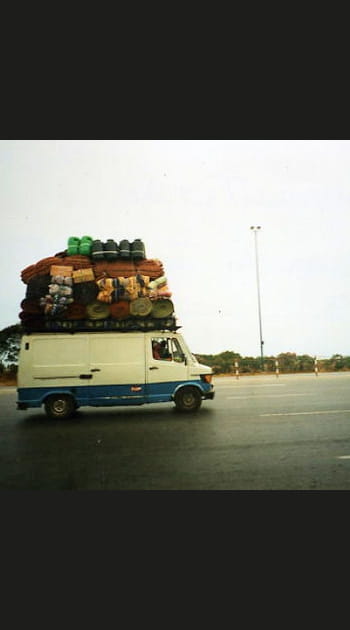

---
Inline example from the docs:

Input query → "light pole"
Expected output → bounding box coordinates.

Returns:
[250,226,264,369]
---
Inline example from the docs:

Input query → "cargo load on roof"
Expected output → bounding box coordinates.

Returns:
[19,237,178,333]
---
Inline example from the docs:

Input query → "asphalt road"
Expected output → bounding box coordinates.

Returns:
[1,372,350,490]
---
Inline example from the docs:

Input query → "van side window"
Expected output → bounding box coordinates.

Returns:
[151,338,172,361]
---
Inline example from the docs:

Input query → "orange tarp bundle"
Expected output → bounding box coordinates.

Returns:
[21,257,63,283]
[21,255,93,284]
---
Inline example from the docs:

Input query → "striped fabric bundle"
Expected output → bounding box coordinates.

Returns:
[93,260,137,279]
[21,264,37,284]
[135,259,164,279]
[21,257,63,283]
[60,255,93,270]
[21,255,92,284]
[93,259,164,280]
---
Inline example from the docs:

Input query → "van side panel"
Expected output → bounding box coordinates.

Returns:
[88,334,146,404]
[19,335,89,388]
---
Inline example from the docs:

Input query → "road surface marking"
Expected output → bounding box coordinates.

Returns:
[337,455,350,459]
[260,409,350,417]
[227,393,314,399]
[217,384,286,389]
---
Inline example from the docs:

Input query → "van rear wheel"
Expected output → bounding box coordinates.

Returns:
[44,395,75,420]
[174,386,202,412]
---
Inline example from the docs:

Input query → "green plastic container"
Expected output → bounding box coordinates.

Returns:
[79,236,93,256]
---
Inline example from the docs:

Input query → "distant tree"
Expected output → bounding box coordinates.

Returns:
[239,356,261,373]
[326,354,350,371]
[264,356,278,372]
[189,349,350,374]
[195,351,241,374]
[5,363,18,377]
[296,354,315,372]
[277,352,298,372]
[0,324,23,366]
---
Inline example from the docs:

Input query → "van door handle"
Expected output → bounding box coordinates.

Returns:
[149,366,159,370]
[90,369,101,372]
[80,374,93,379]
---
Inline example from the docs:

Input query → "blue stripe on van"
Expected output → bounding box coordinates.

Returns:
[17,380,211,408]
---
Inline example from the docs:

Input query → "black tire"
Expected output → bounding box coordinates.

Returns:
[174,386,202,412]
[44,394,75,420]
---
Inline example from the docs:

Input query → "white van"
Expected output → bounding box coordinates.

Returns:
[17,331,214,418]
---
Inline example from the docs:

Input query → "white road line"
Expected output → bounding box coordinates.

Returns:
[337,456,350,459]
[216,384,286,389]
[260,409,350,417]
[227,393,314,399]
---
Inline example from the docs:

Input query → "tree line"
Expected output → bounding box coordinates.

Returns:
[1,324,350,378]
[194,350,350,374]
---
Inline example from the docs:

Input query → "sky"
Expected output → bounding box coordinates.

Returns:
[1,139,349,358]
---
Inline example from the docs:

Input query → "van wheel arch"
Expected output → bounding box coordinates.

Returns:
[174,385,202,412]
[44,394,76,420]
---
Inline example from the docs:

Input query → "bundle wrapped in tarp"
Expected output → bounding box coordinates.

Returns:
[109,301,130,319]
[21,257,64,283]
[65,303,87,319]
[19,311,46,330]
[20,299,43,314]
[129,297,153,317]
[25,275,51,300]
[73,281,99,305]
[86,301,110,320]
[21,255,93,284]
[93,259,164,280]
[151,299,174,318]
[63,255,93,269]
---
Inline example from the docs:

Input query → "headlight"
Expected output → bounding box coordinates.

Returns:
[200,374,212,384]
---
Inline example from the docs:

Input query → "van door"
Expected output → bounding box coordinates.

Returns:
[146,335,189,403]
[88,333,146,405]
[31,334,90,387]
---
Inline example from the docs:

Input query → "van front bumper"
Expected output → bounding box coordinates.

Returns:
[203,390,215,400]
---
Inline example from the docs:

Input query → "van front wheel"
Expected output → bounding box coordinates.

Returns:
[44,395,75,420]
[174,387,202,412]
